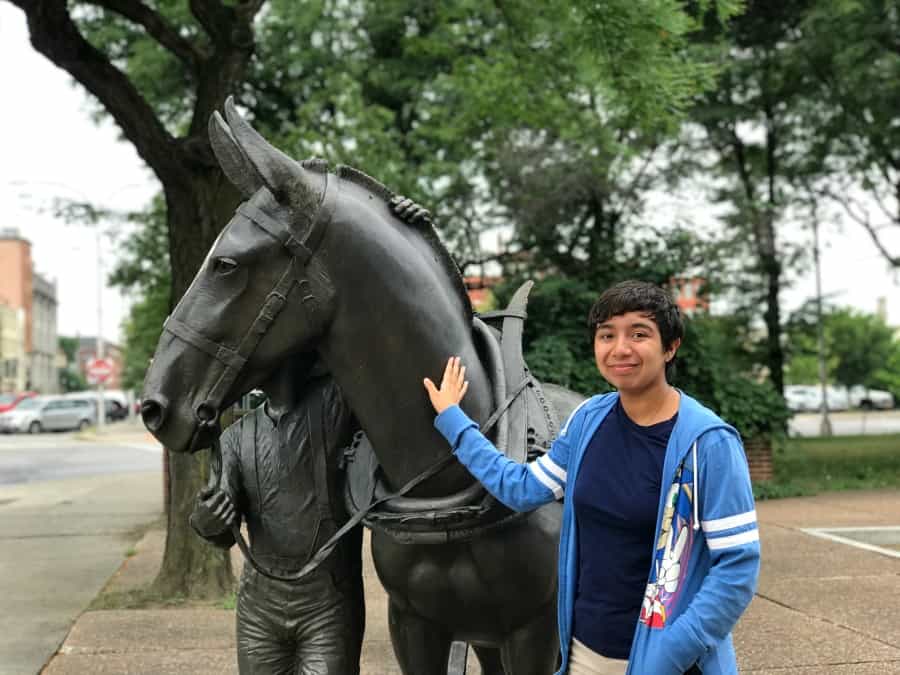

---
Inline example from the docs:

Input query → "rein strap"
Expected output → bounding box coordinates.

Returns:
[229,376,532,583]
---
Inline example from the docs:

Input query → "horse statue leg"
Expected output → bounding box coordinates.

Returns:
[388,600,453,674]
[499,599,560,675]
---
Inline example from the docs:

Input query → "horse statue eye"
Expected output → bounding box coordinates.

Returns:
[213,257,239,275]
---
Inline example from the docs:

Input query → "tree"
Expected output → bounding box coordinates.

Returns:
[108,198,171,391]
[827,309,896,391]
[8,0,742,598]
[687,1,820,395]
[786,305,898,393]
[676,313,791,441]
[58,336,89,392]
[440,2,741,277]
[873,341,900,403]
[798,0,900,267]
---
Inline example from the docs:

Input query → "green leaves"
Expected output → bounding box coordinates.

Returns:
[786,305,900,396]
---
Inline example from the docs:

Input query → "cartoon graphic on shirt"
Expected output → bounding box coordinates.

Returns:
[640,461,695,628]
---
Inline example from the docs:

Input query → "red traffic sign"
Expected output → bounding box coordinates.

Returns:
[86,357,115,384]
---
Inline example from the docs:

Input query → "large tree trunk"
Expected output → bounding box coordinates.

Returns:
[156,449,233,598]
[762,250,784,395]
[152,170,243,598]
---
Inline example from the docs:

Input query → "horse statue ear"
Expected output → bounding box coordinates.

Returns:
[222,96,310,204]
[208,110,265,198]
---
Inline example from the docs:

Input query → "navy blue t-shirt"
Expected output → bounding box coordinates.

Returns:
[572,400,677,659]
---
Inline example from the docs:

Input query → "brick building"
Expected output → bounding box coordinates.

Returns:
[0,232,33,351]
[0,230,59,393]
[670,276,709,316]
[31,273,59,393]
[0,303,26,392]
[464,275,503,313]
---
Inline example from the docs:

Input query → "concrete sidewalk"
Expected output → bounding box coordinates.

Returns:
[41,486,900,674]
[74,417,162,449]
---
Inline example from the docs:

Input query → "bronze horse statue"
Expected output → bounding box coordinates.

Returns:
[141,98,584,674]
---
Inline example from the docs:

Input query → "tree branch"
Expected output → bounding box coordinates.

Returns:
[819,186,900,267]
[188,0,231,43]
[457,250,524,276]
[10,0,182,180]
[84,0,204,67]
[189,0,264,46]
[184,0,266,143]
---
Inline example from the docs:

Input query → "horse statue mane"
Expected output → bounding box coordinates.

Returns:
[300,159,474,322]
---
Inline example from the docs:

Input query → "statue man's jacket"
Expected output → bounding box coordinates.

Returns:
[197,377,355,574]
[435,391,760,675]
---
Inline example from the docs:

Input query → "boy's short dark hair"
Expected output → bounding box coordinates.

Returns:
[587,280,684,378]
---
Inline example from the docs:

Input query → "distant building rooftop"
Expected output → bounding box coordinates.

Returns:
[0,227,28,242]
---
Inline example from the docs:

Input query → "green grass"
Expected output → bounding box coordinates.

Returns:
[753,433,900,500]
[89,586,191,610]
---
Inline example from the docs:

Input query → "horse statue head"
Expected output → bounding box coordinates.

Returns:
[141,98,493,497]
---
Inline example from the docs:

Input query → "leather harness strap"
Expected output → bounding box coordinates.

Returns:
[237,203,313,262]
[163,173,336,421]
[165,317,247,370]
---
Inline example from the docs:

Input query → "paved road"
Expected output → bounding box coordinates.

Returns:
[790,409,900,437]
[0,433,162,675]
[0,427,160,486]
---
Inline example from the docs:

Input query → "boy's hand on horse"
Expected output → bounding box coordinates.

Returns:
[424,356,469,414]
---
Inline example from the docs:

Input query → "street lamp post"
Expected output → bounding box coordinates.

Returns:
[95,226,105,431]
[812,217,832,437]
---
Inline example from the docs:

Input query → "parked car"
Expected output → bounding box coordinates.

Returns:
[105,399,129,421]
[847,385,894,410]
[0,391,37,414]
[784,384,894,412]
[63,392,130,422]
[784,385,820,413]
[783,385,850,412]
[0,395,96,434]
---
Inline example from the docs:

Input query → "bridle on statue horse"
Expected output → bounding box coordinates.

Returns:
[162,174,529,582]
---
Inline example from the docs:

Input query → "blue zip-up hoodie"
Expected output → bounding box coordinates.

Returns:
[435,391,760,675]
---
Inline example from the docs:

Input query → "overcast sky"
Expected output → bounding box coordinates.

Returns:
[1,4,898,349]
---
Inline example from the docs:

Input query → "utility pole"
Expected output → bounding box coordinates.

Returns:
[96,226,105,432]
[812,217,832,436]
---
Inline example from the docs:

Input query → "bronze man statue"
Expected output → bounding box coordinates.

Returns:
[190,356,365,674]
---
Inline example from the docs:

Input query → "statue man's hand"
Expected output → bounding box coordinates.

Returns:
[423,356,469,414]
[190,487,238,538]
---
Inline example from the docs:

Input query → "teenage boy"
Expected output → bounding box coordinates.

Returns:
[424,280,759,675]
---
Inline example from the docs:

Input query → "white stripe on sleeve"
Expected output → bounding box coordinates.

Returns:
[702,509,757,534]
[529,462,564,499]
[538,455,567,483]
[706,528,759,551]
[560,398,592,436]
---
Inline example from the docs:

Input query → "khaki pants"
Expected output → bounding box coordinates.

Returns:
[568,638,628,675]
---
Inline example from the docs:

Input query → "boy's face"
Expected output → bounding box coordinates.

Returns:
[593,311,680,393]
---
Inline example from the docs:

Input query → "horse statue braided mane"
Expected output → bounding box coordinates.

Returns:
[302,159,474,323]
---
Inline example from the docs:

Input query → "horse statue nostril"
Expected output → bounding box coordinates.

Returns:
[141,397,168,432]
[195,402,219,426]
